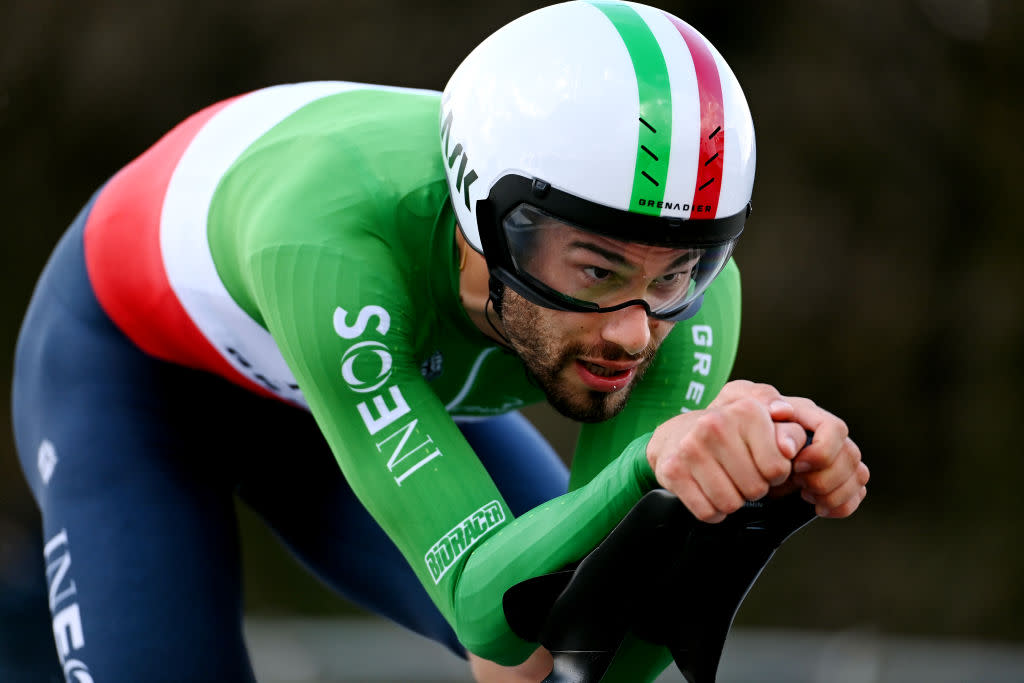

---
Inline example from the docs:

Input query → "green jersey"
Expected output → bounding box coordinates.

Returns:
[83,81,741,663]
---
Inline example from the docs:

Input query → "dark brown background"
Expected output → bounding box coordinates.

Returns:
[1,0,1021,658]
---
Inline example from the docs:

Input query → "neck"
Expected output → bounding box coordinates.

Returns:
[456,228,509,345]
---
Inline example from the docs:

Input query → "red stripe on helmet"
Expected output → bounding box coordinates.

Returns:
[664,14,725,218]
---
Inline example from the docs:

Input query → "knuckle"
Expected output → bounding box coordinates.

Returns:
[846,438,862,463]
[833,498,860,518]
[790,396,817,410]
[733,397,766,417]
[683,494,719,523]
[701,471,746,514]
[703,478,743,515]
[741,395,765,411]
[763,458,791,482]
[801,470,823,492]
[694,412,728,441]
[715,381,744,403]
[699,511,726,524]
[656,455,688,483]
[744,481,770,501]
[835,487,868,516]
[718,493,745,515]
[751,382,782,401]
[819,486,849,509]
[726,379,754,393]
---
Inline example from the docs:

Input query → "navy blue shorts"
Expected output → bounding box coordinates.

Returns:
[11,190,570,682]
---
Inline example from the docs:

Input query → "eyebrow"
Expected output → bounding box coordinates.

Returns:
[568,240,698,272]
[667,252,700,270]
[568,240,629,266]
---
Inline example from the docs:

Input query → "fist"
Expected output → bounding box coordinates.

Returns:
[647,380,868,521]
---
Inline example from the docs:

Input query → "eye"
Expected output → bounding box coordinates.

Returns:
[583,266,612,280]
[653,272,685,287]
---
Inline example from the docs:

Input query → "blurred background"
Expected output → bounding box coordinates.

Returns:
[1,0,1022,680]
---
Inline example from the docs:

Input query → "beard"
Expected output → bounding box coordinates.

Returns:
[498,288,659,423]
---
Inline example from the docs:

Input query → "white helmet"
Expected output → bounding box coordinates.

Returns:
[440,0,756,321]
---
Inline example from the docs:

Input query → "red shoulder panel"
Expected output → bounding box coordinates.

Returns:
[83,96,276,399]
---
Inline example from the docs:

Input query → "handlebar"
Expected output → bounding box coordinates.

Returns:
[504,489,817,683]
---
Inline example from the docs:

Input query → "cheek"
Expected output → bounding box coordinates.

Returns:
[535,308,589,338]
[650,320,674,346]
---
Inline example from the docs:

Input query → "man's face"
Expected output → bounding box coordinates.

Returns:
[499,286,674,423]
[504,209,702,317]
[497,221,688,421]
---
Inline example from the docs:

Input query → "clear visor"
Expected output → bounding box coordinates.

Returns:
[503,204,735,318]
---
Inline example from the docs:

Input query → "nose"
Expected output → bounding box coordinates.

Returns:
[599,305,652,356]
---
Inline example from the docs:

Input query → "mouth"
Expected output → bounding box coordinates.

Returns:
[574,359,639,392]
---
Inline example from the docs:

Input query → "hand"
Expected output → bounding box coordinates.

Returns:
[772,397,870,518]
[646,380,809,523]
[468,647,553,682]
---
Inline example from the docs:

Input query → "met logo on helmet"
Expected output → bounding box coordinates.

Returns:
[440,109,478,211]
[637,198,713,213]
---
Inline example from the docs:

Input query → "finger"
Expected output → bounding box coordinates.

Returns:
[650,438,730,524]
[783,396,847,440]
[810,464,868,513]
[786,399,850,473]
[821,485,868,519]
[654,452,730,523]
[744,414,794,489]
[700,403,780,501]
[690,456,746,520]
[712,379,757,404]
[713,383,797,439]
[672,476,727,524]
[800,437,863,494]
[774,421,807,461]
[726,400,793,490]
[713,380,786,409]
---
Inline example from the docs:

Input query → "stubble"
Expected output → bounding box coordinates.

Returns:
[499,290,658,423]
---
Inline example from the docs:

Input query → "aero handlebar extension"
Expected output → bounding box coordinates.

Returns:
[504,487,817,683]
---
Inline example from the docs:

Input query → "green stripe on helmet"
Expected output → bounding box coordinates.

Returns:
[587,1,671,216]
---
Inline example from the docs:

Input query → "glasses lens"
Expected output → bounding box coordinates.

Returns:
[502,204,733,316]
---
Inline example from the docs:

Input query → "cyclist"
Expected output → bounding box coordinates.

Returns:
[11,2,869,681]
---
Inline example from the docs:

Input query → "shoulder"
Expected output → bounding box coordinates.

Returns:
[663,258,741,342]
[207,82,449,255]
[711,258,741,300]
[695,258,742,330]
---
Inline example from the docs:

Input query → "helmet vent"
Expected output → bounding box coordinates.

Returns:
[531,179,551,198]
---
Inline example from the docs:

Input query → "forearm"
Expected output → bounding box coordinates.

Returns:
[453,432,657,663]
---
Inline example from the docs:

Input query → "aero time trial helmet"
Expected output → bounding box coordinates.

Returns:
[440,0,755,321]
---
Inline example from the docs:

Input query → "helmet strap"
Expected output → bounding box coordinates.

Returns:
[487,275,505,318]
[485,276,514,349]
